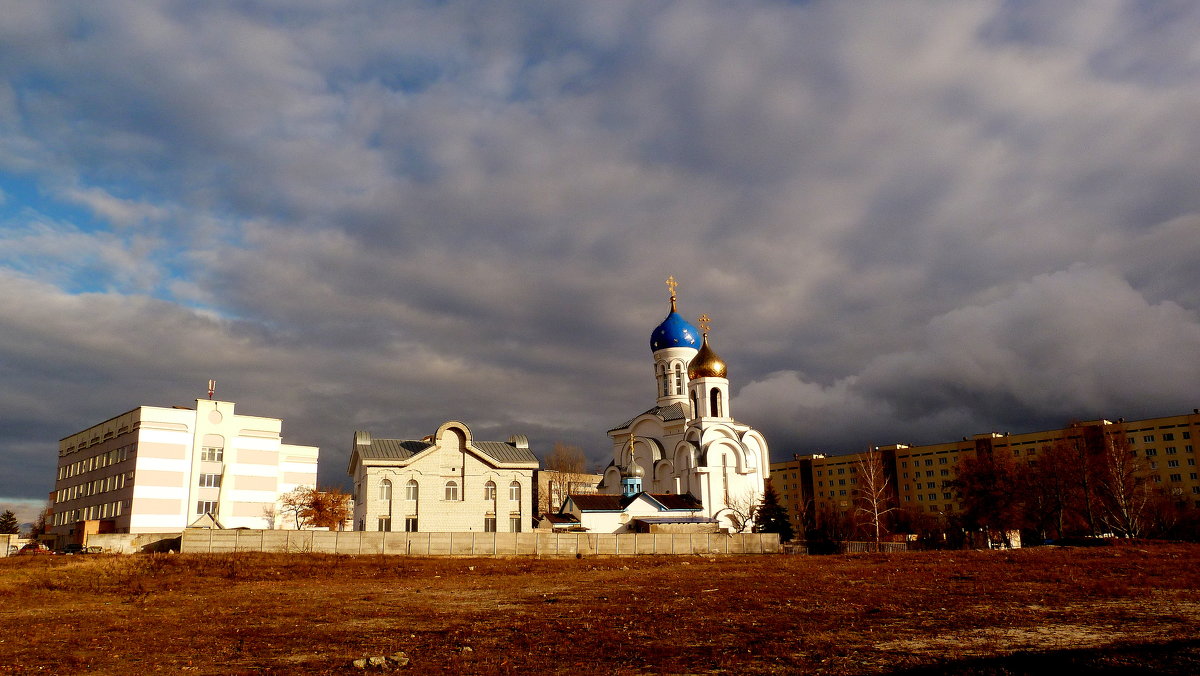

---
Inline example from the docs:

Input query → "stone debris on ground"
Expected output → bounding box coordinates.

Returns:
[351,651,410,669]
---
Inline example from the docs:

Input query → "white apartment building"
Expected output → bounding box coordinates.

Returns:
[348,420,539,533]
[50,399,318,538]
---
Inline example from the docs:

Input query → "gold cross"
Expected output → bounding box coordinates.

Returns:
[665,275,678,301]
[698,313,711,333]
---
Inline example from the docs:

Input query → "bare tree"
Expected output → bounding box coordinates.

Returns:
[718,489,762,533]
[261,504,278,530]
[1095,429,1150,538]
[854,447,896,549]
[280,487,309,529]
[545,442,587,473]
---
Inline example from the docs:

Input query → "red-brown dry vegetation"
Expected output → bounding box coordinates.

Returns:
[1,543,1198,674]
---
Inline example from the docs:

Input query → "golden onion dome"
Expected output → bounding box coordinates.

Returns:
[688,333,727,379]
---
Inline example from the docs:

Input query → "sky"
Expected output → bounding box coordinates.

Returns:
[3,1,1200,522]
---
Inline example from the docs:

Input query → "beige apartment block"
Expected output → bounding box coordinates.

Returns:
[50,399,318,539]
[348,421,539,533]
[773,409,1200,532]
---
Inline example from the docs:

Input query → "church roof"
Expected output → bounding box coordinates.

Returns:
[609,402,687,433]
[568,494,628,511]
[644,493,703,510]
[567,492,703,512]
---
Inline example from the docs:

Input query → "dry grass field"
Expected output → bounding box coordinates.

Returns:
[1,543,1198,674]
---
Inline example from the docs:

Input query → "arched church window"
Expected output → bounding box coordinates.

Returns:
[509,481,521,502]
[691,391,699,418]
[484,481,496,500]
[405,480,419,501]
[673,364,684,394]
[444,480,458,501]
[710,387,722,417]
[380,479,392,501]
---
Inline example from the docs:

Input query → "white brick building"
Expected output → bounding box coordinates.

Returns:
[347,421,539,533]
[50,398,318,538]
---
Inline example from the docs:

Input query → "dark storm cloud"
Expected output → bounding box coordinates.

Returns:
[2,1,1200,499]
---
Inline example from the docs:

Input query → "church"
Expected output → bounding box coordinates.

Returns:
[575,278,770,532]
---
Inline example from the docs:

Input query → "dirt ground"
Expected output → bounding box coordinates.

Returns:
[1,543,1198,674]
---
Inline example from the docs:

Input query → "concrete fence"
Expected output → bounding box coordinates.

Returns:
[181,529,781,556]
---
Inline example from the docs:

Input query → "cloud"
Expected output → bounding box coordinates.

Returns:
[739,266,1200,451]
[3,2,1200,503]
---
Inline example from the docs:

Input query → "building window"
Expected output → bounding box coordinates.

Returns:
[378,516,391,532]
[198,473,222,488]
[710,388,722,417]
[200,446,224,462]
[404,517,418,532]
[1170,474,1182,482]
[509,516,522,532]
[1168,460,1180,468]
[1166,447,1178,455]
[1164,433,1175,441]
[484,481,496,500]
[444,481,459,501]
[509,481,521,501]
[380,479,392,500]
[196,500,218,515]
[939,457,948,464]
[1144,435,1155,443]
[484,516,497,532]
[674,364,684,394]
[405,480,419,501]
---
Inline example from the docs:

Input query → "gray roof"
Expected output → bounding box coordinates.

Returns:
[609,402,686,433]
[474,440,539,464]
[356,438,432,461]
[355,437,538,466]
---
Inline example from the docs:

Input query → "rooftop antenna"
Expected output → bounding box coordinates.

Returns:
[207,380,216,400]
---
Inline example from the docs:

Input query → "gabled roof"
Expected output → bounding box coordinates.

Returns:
[566,492,703,513]
[349,424,539,474]
[568,494,629,511]
[609,402,687,433]
[643,493,703,511]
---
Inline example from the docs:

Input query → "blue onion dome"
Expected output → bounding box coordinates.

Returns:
[650,298,700,352]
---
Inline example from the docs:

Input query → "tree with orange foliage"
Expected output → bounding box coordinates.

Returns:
[279,486,353,530]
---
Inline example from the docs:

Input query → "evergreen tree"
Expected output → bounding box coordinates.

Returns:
[754,479,794,542]
[0,510,19,534]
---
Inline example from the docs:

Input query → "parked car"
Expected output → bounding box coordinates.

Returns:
[56,543,90,555]
[18,542,51,555]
